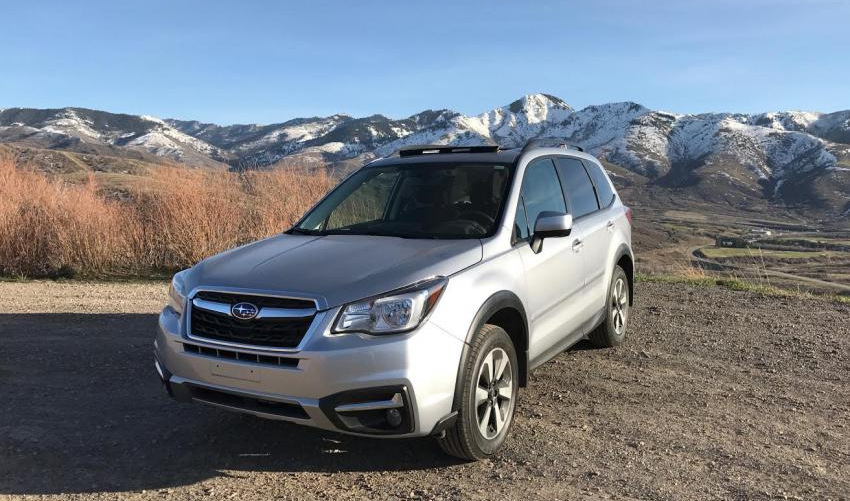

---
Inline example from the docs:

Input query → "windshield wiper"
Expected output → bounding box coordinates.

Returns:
[287,228,326,236]
[288,228,406,238]
[321,229,412,238]
[290,227,463,239]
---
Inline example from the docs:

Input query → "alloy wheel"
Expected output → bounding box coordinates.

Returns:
[611,277,628,334]
[475,347,514,439]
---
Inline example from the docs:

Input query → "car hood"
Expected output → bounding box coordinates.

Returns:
[184,234,483,309]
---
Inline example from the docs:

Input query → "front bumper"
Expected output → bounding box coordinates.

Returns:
[154,304,464,437]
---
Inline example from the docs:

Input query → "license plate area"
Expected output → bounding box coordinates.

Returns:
[210,361,261,382]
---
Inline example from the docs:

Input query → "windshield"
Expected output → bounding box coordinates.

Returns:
[292,163,513,239]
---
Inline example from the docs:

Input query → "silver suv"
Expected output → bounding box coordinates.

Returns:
[155,140,634,460]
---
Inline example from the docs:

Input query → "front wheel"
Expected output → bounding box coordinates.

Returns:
[436,324,518,461]
[589,265,630,347]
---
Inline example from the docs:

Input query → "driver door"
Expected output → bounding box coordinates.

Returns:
[513,158,587,365]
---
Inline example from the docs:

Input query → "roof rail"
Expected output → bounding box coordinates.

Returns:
[395,144,500,157]
[520,138,584,154]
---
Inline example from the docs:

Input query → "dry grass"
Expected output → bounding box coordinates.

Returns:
[669,259,710,281]
[0,155,333,277]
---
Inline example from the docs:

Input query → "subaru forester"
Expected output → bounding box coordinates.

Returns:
[155,139,634,460]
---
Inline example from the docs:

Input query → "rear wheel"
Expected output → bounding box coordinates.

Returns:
[589,265,630,347]
[437,324,518,461]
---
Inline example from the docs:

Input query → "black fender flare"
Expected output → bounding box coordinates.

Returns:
[451,291,529,413]
[613,243,635,306]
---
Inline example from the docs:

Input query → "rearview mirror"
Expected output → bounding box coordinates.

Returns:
[531,212,572,253]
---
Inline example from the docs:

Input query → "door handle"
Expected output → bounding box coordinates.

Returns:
[572,239,583,252]
[606,220,615,232]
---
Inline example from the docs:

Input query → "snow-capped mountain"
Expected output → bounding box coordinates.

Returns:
[1,94,849,215]
[0,107,226,167]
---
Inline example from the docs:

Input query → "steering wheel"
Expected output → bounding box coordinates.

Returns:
[457,210,495,228]
[434,220,488,236]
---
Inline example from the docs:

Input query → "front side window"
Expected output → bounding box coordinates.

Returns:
[555,157,599,218]
[519,158,567,232]
[294,163,512,239]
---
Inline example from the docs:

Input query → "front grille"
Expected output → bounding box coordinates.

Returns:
[183,343,299,367]
[194,291,314,309]
[190,308,313,348]
[189,290,316,349]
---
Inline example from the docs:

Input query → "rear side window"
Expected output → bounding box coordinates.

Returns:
[520,158,567,232]
[555,157,599,218]
[583,160,615,208]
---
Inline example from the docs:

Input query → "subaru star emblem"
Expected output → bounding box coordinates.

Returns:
[231,302,259,320]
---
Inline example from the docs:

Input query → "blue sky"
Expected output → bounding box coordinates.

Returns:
[1,0,847,124]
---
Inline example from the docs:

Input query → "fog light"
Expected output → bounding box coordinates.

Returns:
[386,408,402,428]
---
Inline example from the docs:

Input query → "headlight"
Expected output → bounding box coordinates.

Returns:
[333,277,447,335]
[167,270,189,314]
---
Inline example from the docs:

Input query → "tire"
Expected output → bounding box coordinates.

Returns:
[437,324,518,461]
[589,265,630,347]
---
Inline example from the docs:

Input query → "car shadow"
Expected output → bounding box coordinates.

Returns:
[0,313,461,495]
[567,339,602,351]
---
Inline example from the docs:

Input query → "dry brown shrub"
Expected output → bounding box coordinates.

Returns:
[130,166,247,270]
[0,156,131,277]
[0,157,334,277]
[242,167,333,239]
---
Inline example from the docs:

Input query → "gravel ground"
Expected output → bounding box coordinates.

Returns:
[0,280,848,501]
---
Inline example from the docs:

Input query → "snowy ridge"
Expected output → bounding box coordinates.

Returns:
[0,107,224,164]
[1,96,849,213]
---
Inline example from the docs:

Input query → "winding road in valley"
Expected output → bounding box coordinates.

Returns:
[689,244,850,293]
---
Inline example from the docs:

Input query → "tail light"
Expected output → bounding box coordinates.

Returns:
[625,207,633,224]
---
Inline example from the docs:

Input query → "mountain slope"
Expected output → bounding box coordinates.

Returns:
[0,107,226,167]
[1,95,848,217]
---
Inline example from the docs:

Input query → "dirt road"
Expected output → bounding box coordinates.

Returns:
[689,245,850,294]
[0,280,848,500]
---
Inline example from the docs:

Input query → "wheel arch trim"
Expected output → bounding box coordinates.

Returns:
[451,291,529,414]
[613,243,635,306]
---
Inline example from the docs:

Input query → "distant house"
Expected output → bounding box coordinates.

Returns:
[748,228,773,237]
[716,235,748,248]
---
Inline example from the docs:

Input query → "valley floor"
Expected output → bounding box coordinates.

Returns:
[0,281,848,500]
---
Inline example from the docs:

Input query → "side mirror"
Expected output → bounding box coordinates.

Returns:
[531,212,572,253]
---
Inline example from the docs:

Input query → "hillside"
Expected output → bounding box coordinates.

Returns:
[2,95,849,218]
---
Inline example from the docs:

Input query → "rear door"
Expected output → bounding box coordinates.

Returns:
[513,158,586,364]
[554,157,608,314]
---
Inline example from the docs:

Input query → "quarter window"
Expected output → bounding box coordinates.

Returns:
[520,158,567,232]
[512,195,530,243]
[555,157,599,218]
